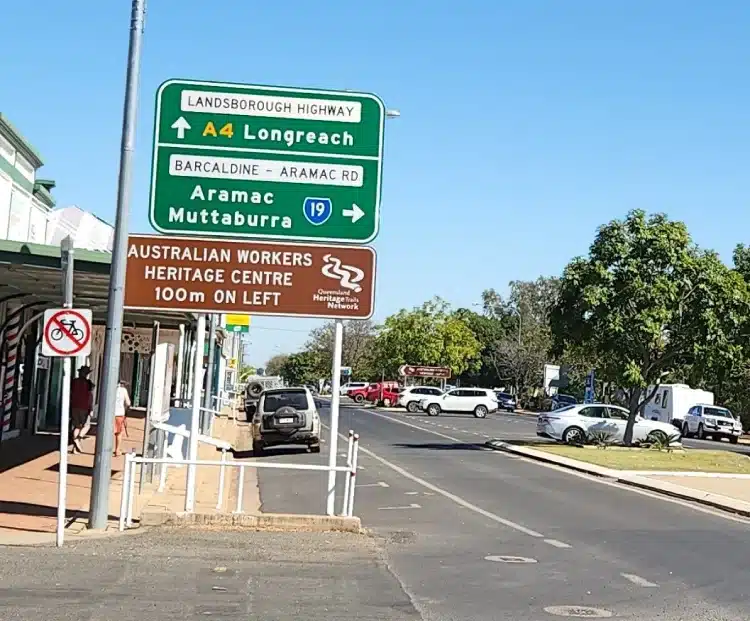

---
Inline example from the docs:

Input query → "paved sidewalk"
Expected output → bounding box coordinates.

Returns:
[487,439,750,517]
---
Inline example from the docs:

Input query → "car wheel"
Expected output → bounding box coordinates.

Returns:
[252,441,264,456]
[407,401,420,413]
[697,424,705,440]
[309,443,321,453]
[730,435,739,444]
[647,430,668,444]
[474,405,488,418]
[427,404,441,417]
[562,426,586,445]
[682,422,691,438]
[354,394,365,404]
[382,398,392,407]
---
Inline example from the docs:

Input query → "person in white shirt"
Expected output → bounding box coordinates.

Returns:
[114,380,132,457]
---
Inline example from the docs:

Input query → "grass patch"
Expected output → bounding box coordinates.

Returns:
[535,445,750,473]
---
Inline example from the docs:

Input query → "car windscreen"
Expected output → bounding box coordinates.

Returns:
[262,391,308,412]
[704,407,734,419]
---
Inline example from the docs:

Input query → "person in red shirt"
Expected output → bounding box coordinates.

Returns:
[70,366,94,454]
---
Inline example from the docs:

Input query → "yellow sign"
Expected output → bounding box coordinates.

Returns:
[228,358,237,369]
[225,314,251,328]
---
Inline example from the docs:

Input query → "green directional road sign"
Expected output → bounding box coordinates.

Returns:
[148,79,385,243]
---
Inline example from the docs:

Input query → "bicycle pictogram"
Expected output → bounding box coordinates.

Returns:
[50,318,84,342]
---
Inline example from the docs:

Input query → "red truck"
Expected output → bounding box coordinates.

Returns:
[347,381,400,406]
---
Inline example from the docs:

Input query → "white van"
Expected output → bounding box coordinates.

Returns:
[642,384,714,426]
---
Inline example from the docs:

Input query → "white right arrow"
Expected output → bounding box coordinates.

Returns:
[343,203,365,223]
[171,116,191,139]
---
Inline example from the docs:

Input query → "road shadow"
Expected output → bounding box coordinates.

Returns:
[46,463,119,477]
[0,500,119,522]
[233,446,312,459]
[486,438,554,447]
[0,433,63,474]
[392,442,486,451]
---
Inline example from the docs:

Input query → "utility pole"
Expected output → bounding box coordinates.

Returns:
[202,314,216,431]
[89,0,145,530]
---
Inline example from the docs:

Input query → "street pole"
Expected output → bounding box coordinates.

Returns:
[202,314,216,430]
[89,0,145,530]
[185,314,206,512]
[56,236,74,546]
[139,320,159,491]
[326,320,344,515]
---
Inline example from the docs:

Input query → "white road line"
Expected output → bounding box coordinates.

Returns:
[620,573,659,587]
[544,539,572,549]
[364,411,462,442]
[357,481,390,488]
[324,420,545,538]
[379,503,421,510]
[405,491,419,495]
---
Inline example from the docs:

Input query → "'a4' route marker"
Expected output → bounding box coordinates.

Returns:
[42,308,93,357]
[149,79,385,244]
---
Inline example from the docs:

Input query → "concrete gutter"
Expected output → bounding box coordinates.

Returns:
[141,509,362,532]
[486,439,750,518]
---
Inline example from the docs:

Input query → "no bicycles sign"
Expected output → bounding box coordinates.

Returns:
[42,308,93,358]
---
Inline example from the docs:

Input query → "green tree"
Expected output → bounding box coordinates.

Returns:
[453,309,506,386]
[551,210,750,444]
[369,298,481,378]
[278,351,320,385]
[304,320,376,380]
[264,354,289,377]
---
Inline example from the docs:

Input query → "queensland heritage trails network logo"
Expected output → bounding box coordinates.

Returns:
[313,254,366,313]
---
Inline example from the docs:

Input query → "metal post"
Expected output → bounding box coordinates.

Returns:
[126,450,137,526]
[89,0,145,530]
[175,323,185,405]
[203,314,216,432]
[347,434,360,517]
[216,449,227,510]
[119,452,132,531]
[139,320,159,491]
[341,430,354,516]
[326,320,344,516]
[234,464,245,514]
[185,314,205,512]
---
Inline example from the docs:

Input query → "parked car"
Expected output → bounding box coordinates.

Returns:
[550,394,578,410]
[494,391,517,412]
[398,386,444,412]
[340,381,368,396]
[681,404,743,443]
[348,381,400,406]
[419,388,498,418]
[537,403,680,445]
[251,387,321,455]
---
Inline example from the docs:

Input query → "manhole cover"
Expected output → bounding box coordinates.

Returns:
[544,606,613,618]
[484,555,537,564]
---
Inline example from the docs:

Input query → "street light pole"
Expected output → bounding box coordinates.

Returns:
[89,0,145,530]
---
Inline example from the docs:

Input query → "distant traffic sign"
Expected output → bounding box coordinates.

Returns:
[42,309,92,357]
[398,365,451,379]
[225,313,250,332]
[149,79,385,244]
[124,234,376,319]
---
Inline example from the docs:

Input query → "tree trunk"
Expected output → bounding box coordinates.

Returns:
[623,387,642,446]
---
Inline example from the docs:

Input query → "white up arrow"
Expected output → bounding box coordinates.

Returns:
[171,116,191,139]
[343,203,365,223]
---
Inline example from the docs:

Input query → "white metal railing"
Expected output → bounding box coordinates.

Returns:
[119,431,360,531]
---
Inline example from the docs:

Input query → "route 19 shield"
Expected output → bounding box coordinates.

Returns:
[303,197,333,226]
[42,308,93,358]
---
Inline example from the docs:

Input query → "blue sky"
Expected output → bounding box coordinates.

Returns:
[3,1,749,366]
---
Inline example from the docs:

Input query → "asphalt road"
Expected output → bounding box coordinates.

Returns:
[251,401,750,620]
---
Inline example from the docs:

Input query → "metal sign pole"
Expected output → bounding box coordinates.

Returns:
[185,314,206,512]
[326,320,344,515]
[89,0,145,530]
[139,320,159,491]
[202,314,216,430]
[56,236,74,547]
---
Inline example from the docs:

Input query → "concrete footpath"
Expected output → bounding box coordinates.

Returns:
[0,529,419,621]
[487,439,750,517]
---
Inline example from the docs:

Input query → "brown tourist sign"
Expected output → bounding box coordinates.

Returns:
[398,365,452,379]
[124,234,376,319]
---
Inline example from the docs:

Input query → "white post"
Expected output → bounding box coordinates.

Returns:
[175,323,185,404]
[56,356,72,547]
[158,436,168,492]
[118,452,132,531]
[185,315,206,512]
[347,434,360,517]
[216,449,227,509]
[126,452,137,526]
[326,320,344,516]
[234,464,245,514]
[341,430,354,516]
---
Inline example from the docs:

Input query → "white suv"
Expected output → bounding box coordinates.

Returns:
[398,386,444,412]
[682,404,742,443]
[252,387,321,455]
[419,388,498,418]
